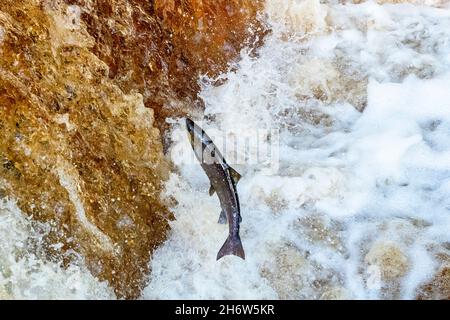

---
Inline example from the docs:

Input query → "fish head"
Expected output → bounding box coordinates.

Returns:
[186,118,212,145]
[185,118,217,165]
[186,118,201,144]
[185,118,195,136]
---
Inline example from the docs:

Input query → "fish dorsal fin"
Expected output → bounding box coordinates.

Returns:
[209,184,216,196]
[229,166,241,184]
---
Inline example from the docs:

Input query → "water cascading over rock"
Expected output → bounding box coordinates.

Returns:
[0,0,263,298]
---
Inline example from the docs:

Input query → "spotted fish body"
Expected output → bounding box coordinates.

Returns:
[186,118,245,260]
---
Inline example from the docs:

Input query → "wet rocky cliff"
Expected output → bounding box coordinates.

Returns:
[0,0,262,298]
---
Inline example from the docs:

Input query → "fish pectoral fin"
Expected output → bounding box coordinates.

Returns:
[218,210,227,224]
[209,184,216,196]
[229,166,242,184]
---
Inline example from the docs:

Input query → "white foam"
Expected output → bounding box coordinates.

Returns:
[144,1,450,299]
[0,197,115,299]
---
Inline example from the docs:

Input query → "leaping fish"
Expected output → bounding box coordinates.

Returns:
[185,118,245,260]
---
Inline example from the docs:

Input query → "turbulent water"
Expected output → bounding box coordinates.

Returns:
[144,0,450,299]
[0,199,115,299]
[2,0,450,299]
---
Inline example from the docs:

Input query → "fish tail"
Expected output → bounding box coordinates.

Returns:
[216,235,245,260]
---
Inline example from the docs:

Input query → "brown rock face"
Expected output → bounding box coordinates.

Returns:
[0,0,262,298]
[65,0,264,136]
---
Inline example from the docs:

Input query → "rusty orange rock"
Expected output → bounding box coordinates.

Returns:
[0,0,263,298]
[65,0,265,135]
